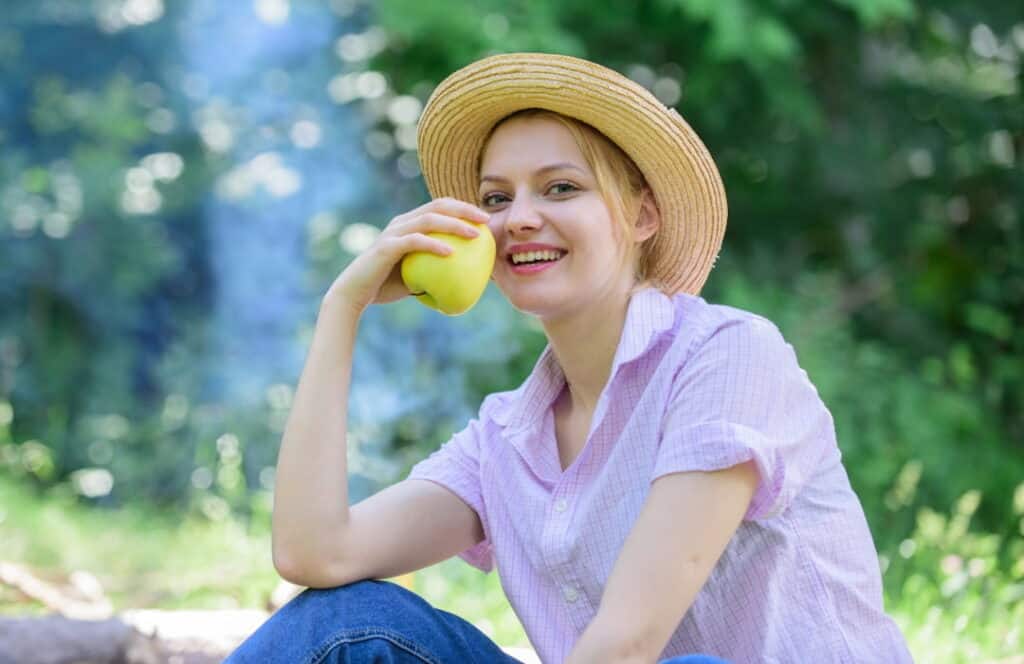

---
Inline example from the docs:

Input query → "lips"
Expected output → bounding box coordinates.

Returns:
[508,252,566,274]
[506,249,568,265]
[504,243,569,260]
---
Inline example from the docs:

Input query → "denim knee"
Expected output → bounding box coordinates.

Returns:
[279,579,431,631]
[226,580,437,663]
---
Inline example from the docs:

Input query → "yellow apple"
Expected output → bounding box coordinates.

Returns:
[400,220,496,315]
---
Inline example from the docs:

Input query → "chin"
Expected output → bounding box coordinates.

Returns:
[497,281,557,314]
[503,285,582,321]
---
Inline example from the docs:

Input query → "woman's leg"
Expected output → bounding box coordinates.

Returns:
[224,579,524,664]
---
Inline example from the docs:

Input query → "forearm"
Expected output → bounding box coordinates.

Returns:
[565,611,650,664]
[271,292,362,573]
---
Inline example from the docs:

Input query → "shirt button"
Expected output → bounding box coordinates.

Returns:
[562,585,579,602]
[554,498,568,512]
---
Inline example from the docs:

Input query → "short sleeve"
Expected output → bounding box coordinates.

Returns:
[406,415,495,572]
[654,317,832,521]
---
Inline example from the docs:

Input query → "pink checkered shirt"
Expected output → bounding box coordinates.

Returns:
[407,287,913,663]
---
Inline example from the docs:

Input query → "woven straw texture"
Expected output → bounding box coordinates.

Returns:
[416,52,728,296]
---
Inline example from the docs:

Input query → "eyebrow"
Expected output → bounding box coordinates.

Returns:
[479,162,587,185]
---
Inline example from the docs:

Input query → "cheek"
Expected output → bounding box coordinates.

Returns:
[485,217,505,261]
[485,215,503,236]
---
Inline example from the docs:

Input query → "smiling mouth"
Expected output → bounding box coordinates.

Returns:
[507,251,568,266]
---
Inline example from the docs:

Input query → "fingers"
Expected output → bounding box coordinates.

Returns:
[384,214,479,254]
[426,197,491,224]
[379,196,489,261]
[410,212,482,238]
[398,197,490,227]
[386,203,485,243]
[380,232,453,258]
[434,197,491,225]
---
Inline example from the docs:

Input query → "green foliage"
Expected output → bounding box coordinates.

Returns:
[706,259,1024,550]
[0,473,276,611]
[831,0,916,27]
[881,486,1024,661]
[657,0,801,63]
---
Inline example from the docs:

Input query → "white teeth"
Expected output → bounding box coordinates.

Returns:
[511,250,564,264]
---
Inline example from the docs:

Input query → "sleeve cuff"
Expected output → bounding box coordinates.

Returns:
[405,468,495,573]
[653,419,788,521]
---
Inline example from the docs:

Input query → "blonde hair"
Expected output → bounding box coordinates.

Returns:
[480,109,659,297]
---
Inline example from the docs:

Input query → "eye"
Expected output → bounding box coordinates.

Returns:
[480,192,509,207]
[548,181,578,195]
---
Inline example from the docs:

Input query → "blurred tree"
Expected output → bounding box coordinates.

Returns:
[0,2,215,501]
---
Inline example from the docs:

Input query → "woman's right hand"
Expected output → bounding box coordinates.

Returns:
[323,197,491,317]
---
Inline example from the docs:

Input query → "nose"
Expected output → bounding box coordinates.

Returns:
[502,190,543,237]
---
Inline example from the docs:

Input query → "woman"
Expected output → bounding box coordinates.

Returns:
[226,53,913,663]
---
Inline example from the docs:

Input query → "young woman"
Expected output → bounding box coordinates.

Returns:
[226,53,913,663]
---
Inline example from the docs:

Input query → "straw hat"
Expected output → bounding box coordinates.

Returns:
[415,52,728,296]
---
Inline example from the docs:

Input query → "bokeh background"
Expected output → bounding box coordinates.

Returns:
[1,0,1022,660]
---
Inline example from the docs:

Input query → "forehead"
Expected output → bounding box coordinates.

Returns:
[479,116,589,174]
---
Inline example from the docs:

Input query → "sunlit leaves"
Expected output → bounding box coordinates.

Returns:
[658,0,800,63]
[831,0,915,28]
[30,74,149,144]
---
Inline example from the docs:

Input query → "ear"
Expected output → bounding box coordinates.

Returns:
[633,188,660,244]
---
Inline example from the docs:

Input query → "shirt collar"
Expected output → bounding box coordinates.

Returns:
[492,287,677,435]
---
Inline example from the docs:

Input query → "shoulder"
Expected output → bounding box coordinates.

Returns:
[666,292,788,358]
[479,389,517,422]
[474,381,536,432]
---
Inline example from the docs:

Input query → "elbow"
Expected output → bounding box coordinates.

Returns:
[272,544,351,589]
[271,512,355,588]
[272,547,310,586]
[270,538,313,584]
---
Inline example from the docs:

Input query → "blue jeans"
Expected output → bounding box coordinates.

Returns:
[224,579,729,663]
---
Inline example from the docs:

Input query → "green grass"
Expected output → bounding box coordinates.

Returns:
[0,472,532,648]
[878,490,1024,662]
[0,475,279,612]
[2,472,1022,659]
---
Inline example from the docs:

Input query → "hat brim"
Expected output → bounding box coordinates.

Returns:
[416,52,727,296]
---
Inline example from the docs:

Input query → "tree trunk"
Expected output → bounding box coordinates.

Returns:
[0,614,163,664]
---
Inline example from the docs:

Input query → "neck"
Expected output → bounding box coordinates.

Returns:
[542,282,637,415]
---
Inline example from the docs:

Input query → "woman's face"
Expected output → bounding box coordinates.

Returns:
[478,116,635,320]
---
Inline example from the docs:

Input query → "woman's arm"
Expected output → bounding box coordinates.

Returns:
[270,197,488,582]
[270,293,362,579]
[565,461,757,664]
